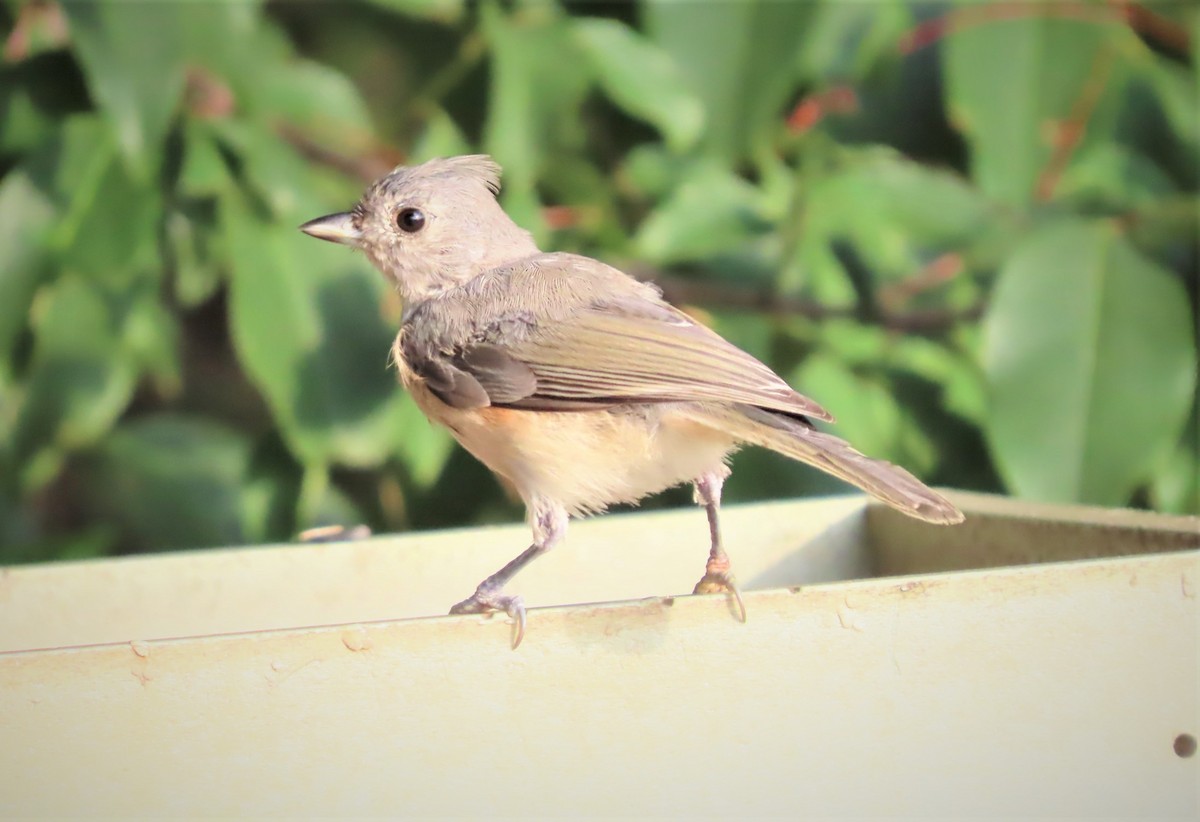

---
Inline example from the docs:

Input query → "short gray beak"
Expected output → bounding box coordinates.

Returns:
[299,212,361,246]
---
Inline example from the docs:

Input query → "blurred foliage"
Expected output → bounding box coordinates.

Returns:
[0,0,1196,563]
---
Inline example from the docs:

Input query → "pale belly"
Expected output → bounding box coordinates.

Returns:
[405,380,736,516]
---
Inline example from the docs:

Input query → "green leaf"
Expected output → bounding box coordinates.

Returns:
[0,54,88,154]
[310,481,370,533]
[1195,9,1200,94]
[796,0,912,83]
[786,230,857,306]
[644,0,816,162]
[792,353,907,465]
[85,415,257,551]
[982,220,1197,505]
[1057,143,1175,210]
[62,0,186,177]
[1141,57,1199,154]
[573,18,704,153]
[815,321,986,427]
[707,310,775,368]
[392,393,455,489]
[179,121,232,197]
[1149,391,1198,515]
[248,58,376,151]
[123,297,182,399]
[481,3,590,238]
[411,108,473,162]
[889,337,987,426]
[796,150,995,283]
[209,120,359,220]
[634,162,767,264]
[0,162,56,365]
[46,119,161,288]
[223,192,407,469]
[11,276,141,490]
[943,13,1126,206]
[361,0,464,24]
[621,143,692,199]
[0,485,115,563]
[166,206,224,308]
[0,491,36,561]
[176,0,270,81]
[859,153,996,246]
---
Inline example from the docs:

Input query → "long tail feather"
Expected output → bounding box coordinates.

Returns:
[709,405,964,524]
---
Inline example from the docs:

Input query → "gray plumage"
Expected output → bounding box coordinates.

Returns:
[398,252,833,421]
[301,154,963,647]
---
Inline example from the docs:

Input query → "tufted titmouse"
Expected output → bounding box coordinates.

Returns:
[301,155,962,647]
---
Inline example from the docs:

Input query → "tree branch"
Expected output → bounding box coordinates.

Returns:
[1035,43,1118,201]
[277,123,399,183]
[640,269,983,337]
[282,134,982,336]
[898,0,1191,56]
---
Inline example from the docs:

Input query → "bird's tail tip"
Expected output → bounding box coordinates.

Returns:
[905,494,966,525]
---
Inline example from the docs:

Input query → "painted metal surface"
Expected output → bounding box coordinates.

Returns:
[1,494,1196,816]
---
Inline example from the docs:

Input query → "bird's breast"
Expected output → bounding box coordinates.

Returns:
[395,359,735,515]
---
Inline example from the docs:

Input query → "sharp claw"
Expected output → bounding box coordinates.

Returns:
[693,571,747,623]
[507,597,527,650]
[731,582,747,623]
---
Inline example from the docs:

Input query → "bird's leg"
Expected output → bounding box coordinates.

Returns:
[450,498,566,648]
[691,467,746,622]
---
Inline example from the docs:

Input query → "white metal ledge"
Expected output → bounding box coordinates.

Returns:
[1,492,1197,817]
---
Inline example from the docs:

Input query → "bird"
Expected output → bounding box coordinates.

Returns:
[301,155,963,647]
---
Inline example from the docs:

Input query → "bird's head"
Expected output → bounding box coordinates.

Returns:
[301,155,536,304]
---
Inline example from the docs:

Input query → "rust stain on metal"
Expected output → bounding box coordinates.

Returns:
[1173,733,1197,758]
[896,580,928,596]
[129,640,153,687]
[597,599,674,635]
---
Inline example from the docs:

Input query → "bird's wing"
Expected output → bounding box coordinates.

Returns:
[499,298,832,420]
[400,257,832,421]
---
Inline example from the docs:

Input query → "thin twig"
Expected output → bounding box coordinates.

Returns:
[277,123,397,183]
[407,31,487,124]
[1035,43,1117,201]
[645,271,983,336]
[4,0,68,62]
[786,85,859,134]
[897,0,1191,56]
[1115,1,1192,54]
[877,253,965,312]
[898,1,1123,55]
[285,132,982,335]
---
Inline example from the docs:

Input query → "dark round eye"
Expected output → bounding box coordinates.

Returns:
[396,207,426,233]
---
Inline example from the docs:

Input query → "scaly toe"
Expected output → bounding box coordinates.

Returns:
[692,572,747,623]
